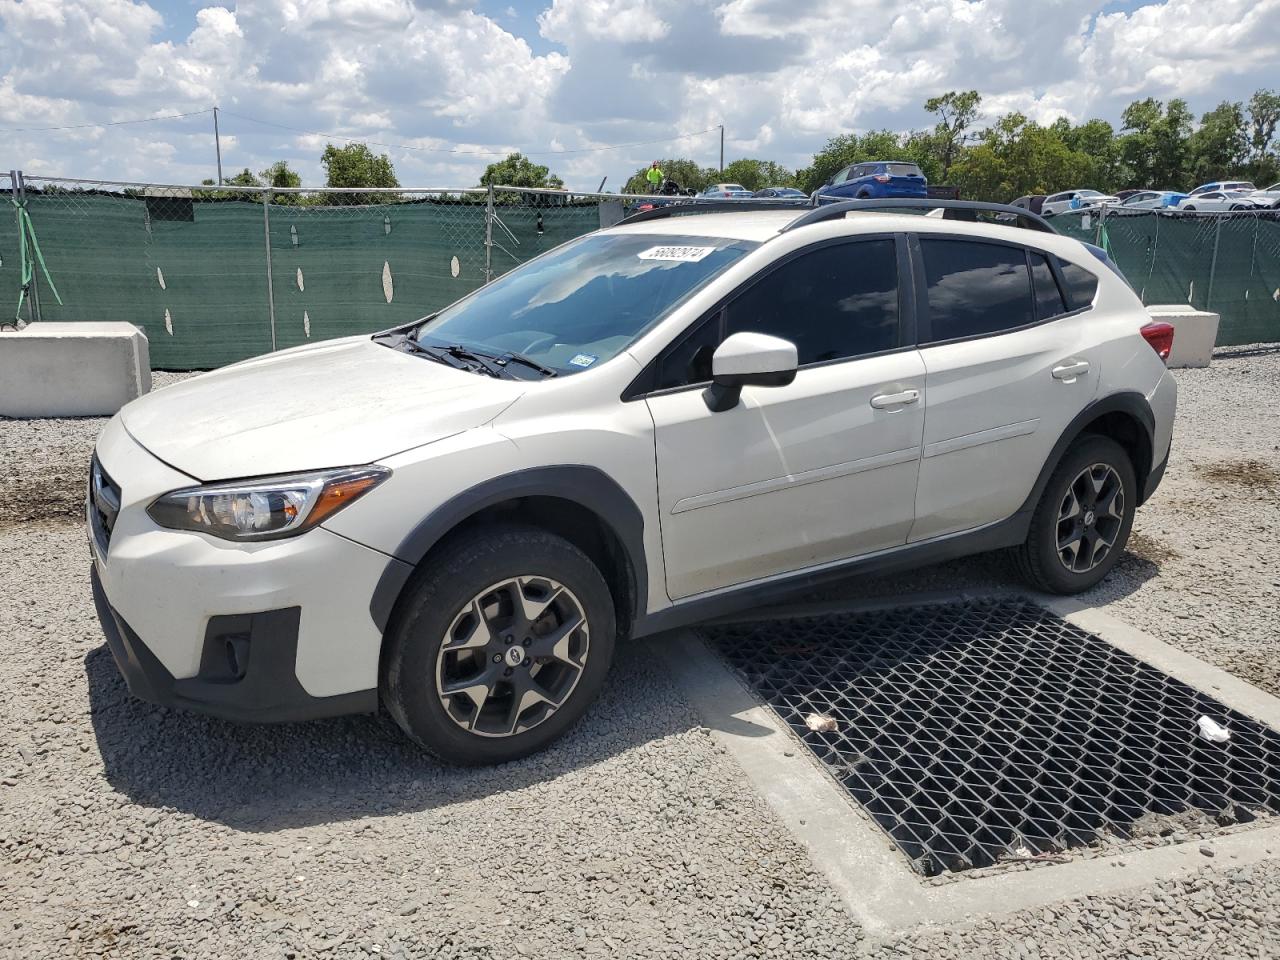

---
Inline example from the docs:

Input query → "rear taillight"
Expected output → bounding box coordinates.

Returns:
[1141,321,1175,363]
[875,175,891,183]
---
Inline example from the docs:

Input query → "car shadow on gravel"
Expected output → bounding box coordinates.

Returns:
[85,641,689,833]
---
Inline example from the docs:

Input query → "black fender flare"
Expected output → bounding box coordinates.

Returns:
[368,465,647,634]
[1016,390,1158,521]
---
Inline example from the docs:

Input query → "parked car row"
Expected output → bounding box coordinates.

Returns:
[1024,181,1280,217]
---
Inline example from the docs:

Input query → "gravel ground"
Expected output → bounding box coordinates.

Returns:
[2,352,1278,958]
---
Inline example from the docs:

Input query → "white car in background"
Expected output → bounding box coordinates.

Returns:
[88,199,1177,764]
[699,183,753,199]
[1117,190,1187,211]
[1188,180,1256,196]
[1249,183,1280,207]
[1176,190,1272,212]
[1041,190,1120,217]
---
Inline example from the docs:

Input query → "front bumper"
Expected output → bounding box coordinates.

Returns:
[92,565,376,722]
[88,414,400,721]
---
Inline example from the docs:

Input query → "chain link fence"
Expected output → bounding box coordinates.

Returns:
[4,176,622,366]
[5,173,1279,365]
[1053,205,1280,346]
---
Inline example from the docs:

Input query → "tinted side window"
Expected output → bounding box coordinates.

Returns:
[920,239,1034,341]
[1056,258,1099,310]
[724,240,900,366]
[1030,252,1068,320]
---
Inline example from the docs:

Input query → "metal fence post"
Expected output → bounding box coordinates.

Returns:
[1205,214,1222,310]
[1094,202,1105,248]
[15,170,41,325]
[484,184,495,284]
[262,187,278,351]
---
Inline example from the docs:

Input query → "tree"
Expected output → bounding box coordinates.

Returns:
[224,168,261,187]
[719,158,794,192]
[261,160,302,189]
[950,113,1094,201]
[923,90,982,181]
[1187,101,1249,185]
[1118,98,1193,190]
[321,143,399,190]
[1052,118,1123,191]
[479,152,564,189]
[1245,89,1280,184]
[623,158,712,194]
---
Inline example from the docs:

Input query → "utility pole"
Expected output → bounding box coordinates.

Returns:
[719,125,724,174]
[213,106,224,186]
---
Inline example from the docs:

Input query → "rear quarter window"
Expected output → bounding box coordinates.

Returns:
[1056,258,1100,311]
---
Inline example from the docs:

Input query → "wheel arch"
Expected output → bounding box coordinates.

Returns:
[1021,391,1157,518]
[368,466,647,642]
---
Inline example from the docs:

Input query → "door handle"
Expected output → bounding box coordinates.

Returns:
[870,389,920,409]
[1052,360,1090,381]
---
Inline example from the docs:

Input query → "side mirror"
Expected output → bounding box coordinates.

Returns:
[703,332,798,412]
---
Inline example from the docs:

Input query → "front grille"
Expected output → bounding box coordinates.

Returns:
[88,454,121,556]
[704,600,1280,876]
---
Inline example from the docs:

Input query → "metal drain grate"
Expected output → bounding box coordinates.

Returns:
[703,600,1280,876]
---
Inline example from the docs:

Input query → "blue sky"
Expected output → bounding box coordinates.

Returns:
[2,0,1278,189]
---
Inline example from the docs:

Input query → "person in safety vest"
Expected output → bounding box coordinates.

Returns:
[646,162,664,193]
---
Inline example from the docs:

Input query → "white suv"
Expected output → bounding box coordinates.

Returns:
[89,201,1177,764]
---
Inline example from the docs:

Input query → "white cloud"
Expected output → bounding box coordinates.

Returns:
[2,0,1279,189]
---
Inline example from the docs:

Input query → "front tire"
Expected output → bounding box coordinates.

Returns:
[1015,435,1137,594]
[381,526,616,765]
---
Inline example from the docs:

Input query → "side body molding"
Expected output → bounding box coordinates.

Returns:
[368,465,648,634]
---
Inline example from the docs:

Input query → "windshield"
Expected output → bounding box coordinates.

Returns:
[1077,190,1105,197]
[413,232,756,375]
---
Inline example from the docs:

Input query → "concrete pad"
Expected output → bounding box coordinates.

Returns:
[0,322,151,418]
[1145,304,1220,368]
[654,591,1280,938]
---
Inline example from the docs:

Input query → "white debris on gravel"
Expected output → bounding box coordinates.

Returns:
[1,352,1278,958]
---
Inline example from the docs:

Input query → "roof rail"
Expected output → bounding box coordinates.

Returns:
[615,198,811,227]
[783,198,1057,234]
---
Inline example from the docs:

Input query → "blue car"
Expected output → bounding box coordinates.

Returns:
[814,160,927,203]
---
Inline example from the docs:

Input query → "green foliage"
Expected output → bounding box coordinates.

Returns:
[1187,102,1249,185]
[1245,89,1280,184]
[923,90,982,180]
[261,160,302,189]
[320,143,399,200]
[1119,98,1194,190]
[718,159,795,192]
[479,152,564,190]
[950,113,1094,201]
[224,168,261,187]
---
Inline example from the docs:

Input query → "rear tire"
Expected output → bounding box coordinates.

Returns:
[1014,435,1137,594]
[381,526,616,765]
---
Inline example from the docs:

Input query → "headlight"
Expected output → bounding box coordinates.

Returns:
[147,466,390,541]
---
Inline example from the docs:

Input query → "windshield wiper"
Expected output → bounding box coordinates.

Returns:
[495,351,558,378]
[372,333,473,371]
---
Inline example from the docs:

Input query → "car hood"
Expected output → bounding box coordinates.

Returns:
[120,337,524,481]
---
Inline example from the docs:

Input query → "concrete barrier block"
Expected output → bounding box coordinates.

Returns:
[0,322,151,418]
[1144,304,1220,369]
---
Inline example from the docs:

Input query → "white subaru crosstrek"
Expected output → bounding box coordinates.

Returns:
[89,200,1177,764]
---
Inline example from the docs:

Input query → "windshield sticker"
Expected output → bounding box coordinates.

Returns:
[637,245,716,263]
[568,353,598,368]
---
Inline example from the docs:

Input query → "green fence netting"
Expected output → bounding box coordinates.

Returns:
[6,182,1278,366]
[1054,209,1280,347]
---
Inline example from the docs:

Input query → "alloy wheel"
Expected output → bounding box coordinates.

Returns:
[1055,463,1125,574]
[435,577,590,738]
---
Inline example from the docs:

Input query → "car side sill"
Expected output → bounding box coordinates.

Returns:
[630,510,1030,638]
